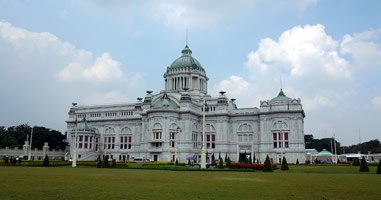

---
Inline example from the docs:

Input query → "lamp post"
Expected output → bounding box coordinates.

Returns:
[28,128,33,160]
[201,96,207,168]
[72,103,78,168]
[174,126,181,166]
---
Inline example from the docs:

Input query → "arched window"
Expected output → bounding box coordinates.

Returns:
[120,127,133,150]
[237,123,254,143]
[169,123,178,148]
[192,123,200,149]
[105,127,115,134]
[272,120,289,149]
[152,123,162,140]
[205,123,216,149]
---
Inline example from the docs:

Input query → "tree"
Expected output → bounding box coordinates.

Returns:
[102,155,110,168]
[263,155,273,172]
[175,159,178,166]
[218,158,224,169]
[211,153,215,165]
[226,157,231,168]
[6,124,67,150]
[224,153,227,162]
[314,158,319,164]
[281,157,289,170]
[352,158,360,166]
[377,160,381,174]
[296,159,299,165]
[188,159,191,165]
[359,157,369,172]
[244,154,248,164]
[111,159,117,168]
[43,154,49,167]
[238,154,242,163]
[219,152,222,160]
[0,127,18,148]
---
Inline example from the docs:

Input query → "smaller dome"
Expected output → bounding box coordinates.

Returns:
[152,93,179,108]
[270,89,292,102]
[75,118,95,132]
[169,45,204,72]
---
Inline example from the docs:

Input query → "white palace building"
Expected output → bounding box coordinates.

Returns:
[66,45,306,164]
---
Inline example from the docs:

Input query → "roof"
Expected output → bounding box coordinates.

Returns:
[306,149,319,154]
[318,149,333,155]
[74,117,95,132]
[169,45,204,72]
[270,89,292,102]
[152,93,179,108]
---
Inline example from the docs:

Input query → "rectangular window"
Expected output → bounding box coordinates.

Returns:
[84,143,88,149]
[207,135,210,141]
[79,143,82,149]
[239,135,242,142]
[212,135,215,141]
[285,133,288,140]
[274,142,277,148]
[79,136,83,142]
[273,133,277,140]
[249,134,253,142]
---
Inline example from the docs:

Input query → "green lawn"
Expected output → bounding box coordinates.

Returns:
[0,165,379,200]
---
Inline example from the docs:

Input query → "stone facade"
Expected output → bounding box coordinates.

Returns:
[66,45,306,164]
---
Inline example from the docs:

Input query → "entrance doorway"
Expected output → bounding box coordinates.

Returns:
[154,154,158,161]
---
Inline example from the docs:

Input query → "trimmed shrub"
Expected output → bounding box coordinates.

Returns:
[377,160,381,174]
[352,158,360,166]
[296,159,299,165]
[281,157,289,170]
[360,157,369,172]
[43,155,49,167]
[263,155,273,172]
[111,159,117,168]
[226,157,231,168]
[102,156,110,168]
[224,153,227,162]
[218,159,224,169]
[188,160,191,165]
[175,159,178,166]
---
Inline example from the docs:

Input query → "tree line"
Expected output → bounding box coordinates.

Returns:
[305,134,381,154]
[0,124,67,150]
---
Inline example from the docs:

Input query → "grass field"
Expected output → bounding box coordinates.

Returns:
[0,165,380,200]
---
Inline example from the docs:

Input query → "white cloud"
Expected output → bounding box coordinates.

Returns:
[57,53,123,82]
[0,21,125,84]
[80,0,318,31]
[245,24,351,80]
[372,96,381,109]
[341,29,381,68]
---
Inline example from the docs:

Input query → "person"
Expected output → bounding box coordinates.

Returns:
[97,159,101,168]
[191,160,194,167]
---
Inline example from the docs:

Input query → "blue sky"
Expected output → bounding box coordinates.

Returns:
[1,0,380,145]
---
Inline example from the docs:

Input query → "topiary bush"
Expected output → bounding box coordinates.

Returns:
[218,159,224,169]
[352,158,360,166]
[226,157,231,168]
[111,159,116,168]
[175,159,178,166]
[377,160,381,174]
[102,156,110,168]
[263,155,273,172]
[43,154,49,167]
[188,160,191,165]
[359,156,369,172]
[296,159,299,165]
[281,157,289,170]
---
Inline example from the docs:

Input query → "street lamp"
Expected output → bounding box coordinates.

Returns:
[174,126,181,166]
[200,96,208,168]
[28,128,33,160]
[72,103,78,168]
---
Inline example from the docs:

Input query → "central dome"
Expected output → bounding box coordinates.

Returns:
[169,45,204,72]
